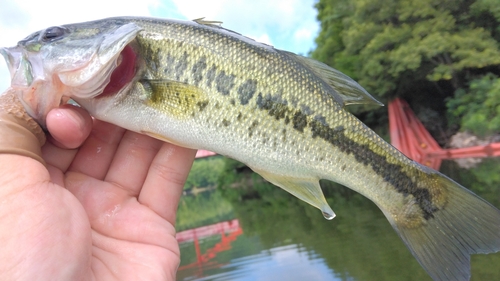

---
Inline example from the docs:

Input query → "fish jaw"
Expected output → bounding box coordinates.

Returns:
[1,46,53,120]
[1,47,24,85]
[0,21,142,126]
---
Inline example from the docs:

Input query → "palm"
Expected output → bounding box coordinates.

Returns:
[0,106,196,280]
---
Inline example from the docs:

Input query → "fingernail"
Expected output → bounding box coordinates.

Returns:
[58,108,84,131]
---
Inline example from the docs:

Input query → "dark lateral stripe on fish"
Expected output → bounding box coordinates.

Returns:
[237,79,258,105]
[255,92,439,220]
[309,119,439,220]
[215,70,236,96]
[256,93,290,124]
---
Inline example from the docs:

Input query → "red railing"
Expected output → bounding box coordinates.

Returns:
[388,98,500,170]
[176,219,243,277]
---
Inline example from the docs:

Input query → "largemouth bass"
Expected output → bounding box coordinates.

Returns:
[2,17,499,281]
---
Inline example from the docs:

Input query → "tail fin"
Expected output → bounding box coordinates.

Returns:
[383,174,500,281]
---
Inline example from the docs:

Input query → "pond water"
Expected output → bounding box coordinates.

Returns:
[175,158,500,281]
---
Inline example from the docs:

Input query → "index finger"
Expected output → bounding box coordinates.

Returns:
[138,143,197,226]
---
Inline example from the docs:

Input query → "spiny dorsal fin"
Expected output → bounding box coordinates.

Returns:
[281,51,383,107]
[193,18,223,28]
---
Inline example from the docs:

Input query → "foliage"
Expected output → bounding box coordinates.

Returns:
[176,190,234,231]
[440,158,500,205]
[177,156,235,231]
[313,0,500,99]
[217,157,248,188]
[312,0,500,134]
[446,74,500,136]
[184,156,225,189]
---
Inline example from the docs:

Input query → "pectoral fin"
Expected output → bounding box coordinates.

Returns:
[143,79,208,119]
[252,168,335,220]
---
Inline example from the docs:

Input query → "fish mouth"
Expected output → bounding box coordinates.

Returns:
[99,44,137,97]
[0,44,137,124]
[1,46,44,119]
[1,47,22,80]
[1,46,36,89]
[1,22,142,126]
[58,41,139,100]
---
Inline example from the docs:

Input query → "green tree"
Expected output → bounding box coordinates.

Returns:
[184,157,225,189]
[176,190,234,231]
[446,73,500,136]
[311,0,500,136]
[313,0,500,102]
[312,0,359,80]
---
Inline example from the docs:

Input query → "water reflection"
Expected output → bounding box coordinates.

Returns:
[178,227,342,281]
[176,158,500,281]
[177,220,243,278]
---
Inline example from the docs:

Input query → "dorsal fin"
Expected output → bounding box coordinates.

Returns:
[281,51,383,107]
[193,18,223,28]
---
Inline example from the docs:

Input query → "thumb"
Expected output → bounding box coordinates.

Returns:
[46,104,93,149]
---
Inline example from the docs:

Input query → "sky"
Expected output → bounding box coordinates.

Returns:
[0,0,320,92]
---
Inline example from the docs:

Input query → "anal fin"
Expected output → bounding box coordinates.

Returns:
[252,167,335,220]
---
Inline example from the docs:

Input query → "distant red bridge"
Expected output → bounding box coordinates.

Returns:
[389,98,500,170]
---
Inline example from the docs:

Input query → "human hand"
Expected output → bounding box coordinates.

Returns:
[0,94,196,280]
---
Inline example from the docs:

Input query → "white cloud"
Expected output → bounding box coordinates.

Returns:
[295,27,314,42]
[0,0,319,92]
[254,33,273,46]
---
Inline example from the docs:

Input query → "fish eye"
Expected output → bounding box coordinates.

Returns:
[41,26,68,42]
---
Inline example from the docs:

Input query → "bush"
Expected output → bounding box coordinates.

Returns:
[447,73,500,137]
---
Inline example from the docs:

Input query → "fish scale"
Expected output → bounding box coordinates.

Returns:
[2,16,500,281]
[132,18,467,227]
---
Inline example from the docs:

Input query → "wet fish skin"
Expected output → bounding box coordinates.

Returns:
[2,17,500,281]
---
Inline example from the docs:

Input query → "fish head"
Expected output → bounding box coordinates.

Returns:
[1,19,142,126]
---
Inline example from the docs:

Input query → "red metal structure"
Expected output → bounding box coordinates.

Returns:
[176,219,243,277]
[388,98,500,170]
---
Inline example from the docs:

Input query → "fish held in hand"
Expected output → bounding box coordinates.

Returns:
[2,17,500,281]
